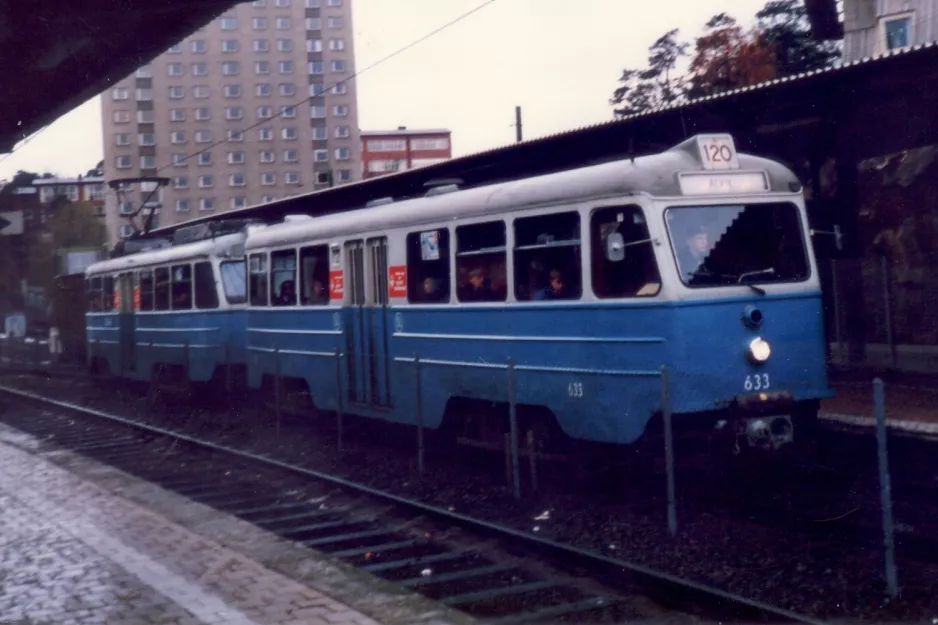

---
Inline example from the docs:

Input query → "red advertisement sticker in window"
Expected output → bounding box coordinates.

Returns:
[329,270,344,299]
[388,265,407,298]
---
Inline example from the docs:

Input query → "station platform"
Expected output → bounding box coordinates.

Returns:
[0,422,470,625]
[822,376,938,437]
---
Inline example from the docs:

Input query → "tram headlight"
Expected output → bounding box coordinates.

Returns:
[748,337,771,364]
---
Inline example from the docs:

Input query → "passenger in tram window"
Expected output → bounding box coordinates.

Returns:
[458,267,493,302]
[535,269,568,300]
[275,280,296,306]
[308,279,327,304]
[423,277,439,299]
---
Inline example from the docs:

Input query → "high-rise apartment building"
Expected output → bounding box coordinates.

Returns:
[100,0,361,243]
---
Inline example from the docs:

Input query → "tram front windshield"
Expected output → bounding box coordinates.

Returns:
[665,202,809,288]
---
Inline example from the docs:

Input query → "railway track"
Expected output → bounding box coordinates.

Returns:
[0,383,824,625]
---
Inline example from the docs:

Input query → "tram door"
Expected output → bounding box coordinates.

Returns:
[116,272,136,373]
[366,237,391,407]
[344,241,367,404]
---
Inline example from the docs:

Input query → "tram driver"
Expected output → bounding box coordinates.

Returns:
[677,224,712,279]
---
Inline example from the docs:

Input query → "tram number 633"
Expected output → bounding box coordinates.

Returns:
[567,382,584,398]
[744,374,770,392]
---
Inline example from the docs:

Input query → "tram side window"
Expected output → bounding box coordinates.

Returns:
[154,267,171,311]
[300,245,329,305]
[221,261,247,304]
[194,262,219,309]
[406,228,450,303]
[86,277,102,312]
[591,206,661,298]
[102,275,115,311]
[514,212,582,301]
[139,270,154,311]
[456,221,507,302]
[171,264,193,310]
[249,254,268,306]
[271,249,297,306]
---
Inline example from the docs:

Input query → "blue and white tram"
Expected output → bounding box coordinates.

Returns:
[246,133,832,452]
[85,232,247,384]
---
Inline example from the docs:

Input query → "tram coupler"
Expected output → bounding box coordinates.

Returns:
[728,391,796,453]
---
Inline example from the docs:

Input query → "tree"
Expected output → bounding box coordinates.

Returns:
[611,29,689,118]
[49,200,106,250]
[756,0,840,77]
[687,13,778,99]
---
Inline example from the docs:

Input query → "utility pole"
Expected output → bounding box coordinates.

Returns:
[515,106,523,143]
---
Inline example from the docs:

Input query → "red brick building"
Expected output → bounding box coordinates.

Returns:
[361,127,452,179]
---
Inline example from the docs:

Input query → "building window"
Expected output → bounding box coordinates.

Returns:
[172,153,189,167]
[167,63,184,76]
[883,14,912,51]
[198,152,213,165]
[367,139,405,151]
[327,0,342,5]
[170,108,186,121]
[260,150,275,163]
[256,83,273,97]
[281,105,296,118]
[276,17,291,29]
[331,60,346,72]
[195,130,212,143]
[231,196,247,209]
[228,151,246,164]
[115,133,131,146]
[282,127,298,140]
[116,155,132,169]
[112,111,131,123]
[199,175,214,188]
[192,62,208,76]
[227,130,244,142]
[307,39,323,52]
[283,149,298,162]
[224,84,242,98]
[258,128,274,141]
[306,18,322,30]
[253,39,270,52]
[285,172,300,185]
[222,61,240,76]
[167,44,182,54]
[277,39,294,52]
[112,87,129,100]
[257,106,274,119]
[140,155,156,169]
[335,125,350,138]
[255,61,271,74]
[137,110,155,123]
[367,159,403,173]
[314,149,328,162]
[261,172,276,185]
[169,85,185,99]
[120,225,135,238]
[262,195,277,203]
[139,133,156,146]
[119,201,135,215]
[173,176,189,189]
[279,83,296,96]
[252,0,266,6]
[306,0,321,7]
[222,39,239,53]
[278,60,294,74]
[333,104,348,117]
[312,126,327,140]
[253,16,268,30]
[412,137,450,150]
[200,198,215,211]
[226,106,244,120]
[176,199,190,212]
[310,83,327,97]
[406,228,451,303]
[193,85,211,98]
[335,147,350,160]
[329,38,345,51]
[333,82,347,95]
[310,105,326,118]
[337,169,351,182]
[192,39,208,53]
[220,16,238,30]
[229,173,246,187]
[275,0,290,6]
[194,107,211,121]
[328,16,343,28]
[308,61,324,74]
[135,88,153,101]
[135,64,153,78]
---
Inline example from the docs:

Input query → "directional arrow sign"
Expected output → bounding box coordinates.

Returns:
[0,210,24,235]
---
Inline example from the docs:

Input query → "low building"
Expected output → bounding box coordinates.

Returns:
[361,127,451,179]
[32,176,107,213]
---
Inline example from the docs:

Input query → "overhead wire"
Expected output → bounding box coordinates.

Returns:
[156,0,501,174]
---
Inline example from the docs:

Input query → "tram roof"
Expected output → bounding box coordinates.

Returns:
[88,232,244,276]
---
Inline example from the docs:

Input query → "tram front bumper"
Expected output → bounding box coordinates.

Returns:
[729,391,797,452]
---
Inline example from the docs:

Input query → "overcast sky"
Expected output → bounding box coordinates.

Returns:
[0,0,768,180]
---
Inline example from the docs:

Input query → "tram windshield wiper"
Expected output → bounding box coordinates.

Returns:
[736,268,775,295]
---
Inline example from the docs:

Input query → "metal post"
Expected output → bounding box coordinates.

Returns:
[873,378,899,598]
[414,353,424,476]
[515,106,523,143]
[662,366,677,537]
[334,348,344,451]
[507,357,521,500]
[274,346,282,437]
[880,257,898,369]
